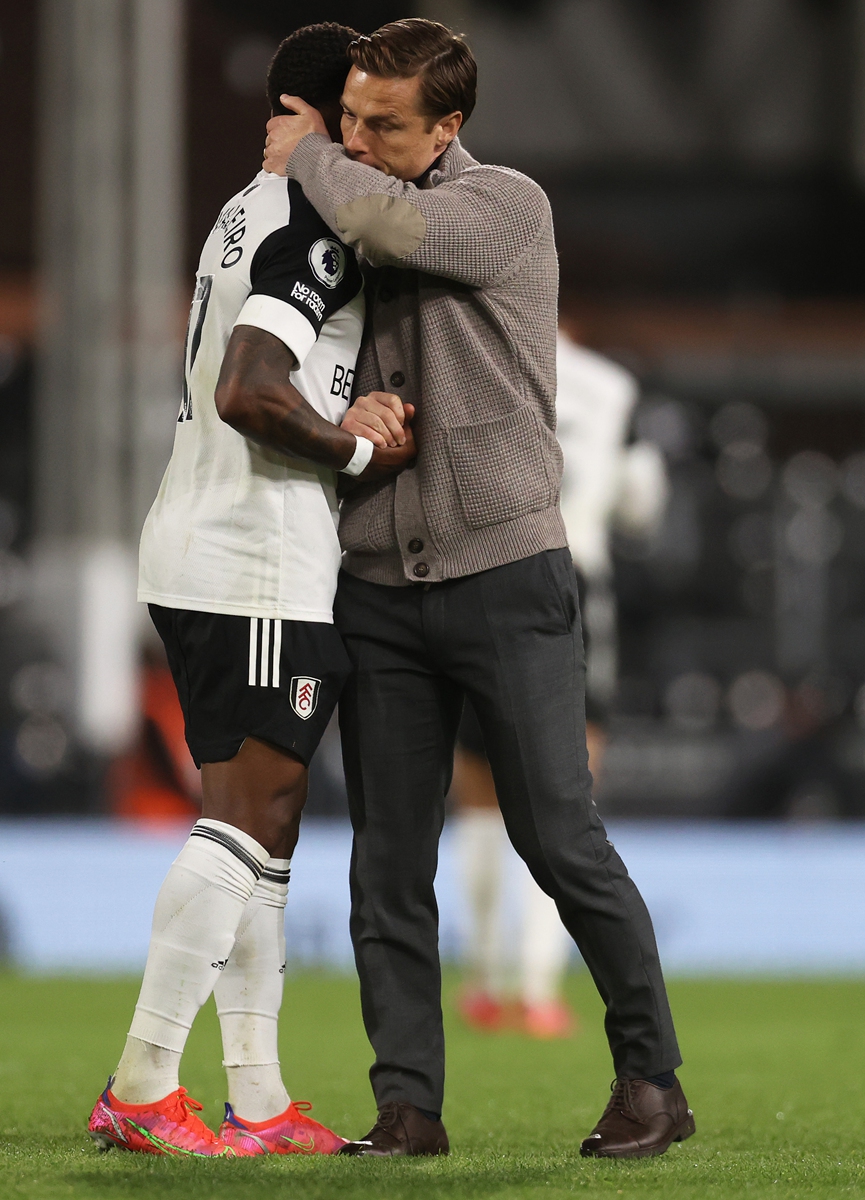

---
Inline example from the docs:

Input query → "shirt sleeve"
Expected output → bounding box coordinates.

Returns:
[286,134,551,288]
[234,181,362,367]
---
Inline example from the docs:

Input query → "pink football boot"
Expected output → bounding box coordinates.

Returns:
[219,1099,348,1155]
[88,1078,234,1157]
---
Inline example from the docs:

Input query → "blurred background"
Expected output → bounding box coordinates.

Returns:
[2,0,865,977]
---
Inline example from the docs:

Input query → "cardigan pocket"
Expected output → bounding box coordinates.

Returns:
[338,481,398,553]
[447,407,561,529]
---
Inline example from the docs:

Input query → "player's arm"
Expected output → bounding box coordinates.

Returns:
[214,325,415,479]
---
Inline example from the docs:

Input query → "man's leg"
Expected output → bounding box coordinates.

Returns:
[447,550,681,1081]
[335,572,461,1122]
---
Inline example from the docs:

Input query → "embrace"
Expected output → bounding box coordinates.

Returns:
[88,17,693,1161]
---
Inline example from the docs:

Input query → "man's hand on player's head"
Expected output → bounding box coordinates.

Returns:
[342,392,414,448]
[359,421,418,481]
[263,96,329,175]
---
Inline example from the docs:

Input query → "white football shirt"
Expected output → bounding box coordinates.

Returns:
[138,172,365,623]
[555,333,637,578]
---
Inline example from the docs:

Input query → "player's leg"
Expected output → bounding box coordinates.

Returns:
[203,742,300,1137]
[516,861,577,1038]
[450,709,510,1030]
[216,869,292,1106]
[208,768,347,1153]
[90,801,271,1156]
[334,570,457,1156]
[95,739,303,1156]
[213,824,294,1133]
[201,620,350,1155]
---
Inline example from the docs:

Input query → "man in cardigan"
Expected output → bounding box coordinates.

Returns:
[262,18,693,1160]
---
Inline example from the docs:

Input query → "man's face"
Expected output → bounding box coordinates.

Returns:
[339,66,461,181]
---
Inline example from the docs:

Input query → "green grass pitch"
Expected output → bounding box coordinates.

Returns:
[1,970,864,1199]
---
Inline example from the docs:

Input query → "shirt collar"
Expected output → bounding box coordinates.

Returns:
[418,137,477,189]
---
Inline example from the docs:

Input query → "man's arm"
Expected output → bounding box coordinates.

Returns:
[263,111,549,286]
[215,325,415,479]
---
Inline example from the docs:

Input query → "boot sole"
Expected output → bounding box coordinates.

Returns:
[581,1109,696,1159]
[90,1132,118,1153]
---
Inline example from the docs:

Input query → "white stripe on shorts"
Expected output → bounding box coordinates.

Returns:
[248,618,259,686]
[259,618,271,687]
[272,619,282,689]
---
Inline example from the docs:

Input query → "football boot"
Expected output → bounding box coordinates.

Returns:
[219,1099,348,1156]
[88,1078,234,1157]
[521,999,578,1039]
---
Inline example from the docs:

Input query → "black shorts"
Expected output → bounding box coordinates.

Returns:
[149,605,351,768]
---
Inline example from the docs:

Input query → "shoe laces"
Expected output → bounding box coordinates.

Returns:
[164,1087,203,1118]
[163,1088,219,1141]
[375,1103,402,1130]
[601,1079,641,1124]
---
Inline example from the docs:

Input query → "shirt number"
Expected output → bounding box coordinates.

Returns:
[178,275,213,423]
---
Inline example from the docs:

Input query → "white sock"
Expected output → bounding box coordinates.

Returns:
[215,858,291,1123]
[454,808,508,996]
[112,819,270,1104]
[518,860,572,1006]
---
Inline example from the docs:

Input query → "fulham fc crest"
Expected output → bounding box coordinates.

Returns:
[290,676,321,720]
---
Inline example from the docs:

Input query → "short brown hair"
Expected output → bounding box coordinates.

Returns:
[349,18,477,125]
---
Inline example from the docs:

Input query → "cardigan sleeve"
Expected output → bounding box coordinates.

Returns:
[287,133,550,288]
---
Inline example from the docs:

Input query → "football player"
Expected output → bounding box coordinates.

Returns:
[89,23,415,1158]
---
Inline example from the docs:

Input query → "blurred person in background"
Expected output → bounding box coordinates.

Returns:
[453,326,669,1040]
[263,18,692,1160]
[89,24,415,1160]
[106,639,201,824]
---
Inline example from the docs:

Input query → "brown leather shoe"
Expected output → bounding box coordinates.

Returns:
[339,1102,449,1157]
[580,1078,695,1159]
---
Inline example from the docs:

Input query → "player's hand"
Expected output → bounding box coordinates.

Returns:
[263,96,329,175]
[358,422,418,480]
[342,393,414,448]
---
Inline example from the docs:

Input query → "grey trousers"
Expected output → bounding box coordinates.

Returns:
[334,549,681,1113]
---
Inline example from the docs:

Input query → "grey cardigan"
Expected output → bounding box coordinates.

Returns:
[287,133,567,586]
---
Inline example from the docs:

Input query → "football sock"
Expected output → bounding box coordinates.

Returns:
[518,859,572,1007]
[112,819,270,1104]
[454,808,508,996]
[215,858,292,1123]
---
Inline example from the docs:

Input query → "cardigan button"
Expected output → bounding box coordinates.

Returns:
[378,287,395,303]
[408,538,424,554]
[413,562,430,578]
[390,371,405,388]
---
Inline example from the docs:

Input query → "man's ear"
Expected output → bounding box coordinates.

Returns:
[434,111,463,151]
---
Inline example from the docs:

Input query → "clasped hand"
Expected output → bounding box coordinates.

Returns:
[263,94,328,175]
[343,392,417,480]
[343,392,415,449]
